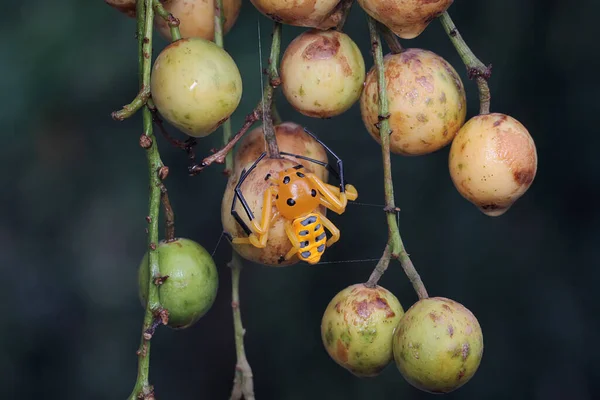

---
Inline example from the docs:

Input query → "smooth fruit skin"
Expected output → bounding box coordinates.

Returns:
[448,113,538,216]
[150,37,243,137]
[154,0,242,41]
[250,0,341,28]
[221,158,327,267]
[138,238,219,330]
[321,284,404,377]
[104,0,136,17]
[281,29,365,118]
[357,0,453,39]
[360,48,466,156]
[235,122,329,182]
[393,297,484,394]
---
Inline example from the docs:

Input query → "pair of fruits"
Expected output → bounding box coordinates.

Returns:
[321,284,484,394]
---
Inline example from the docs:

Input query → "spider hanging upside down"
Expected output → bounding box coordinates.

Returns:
[227,128,358,265]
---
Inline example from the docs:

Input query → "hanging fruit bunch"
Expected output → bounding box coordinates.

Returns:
[106,0,538,397]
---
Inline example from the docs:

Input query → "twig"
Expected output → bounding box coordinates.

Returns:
[188,110,261,175]
[377,22,403,54]
[127,0,166,399]
[262,22,282,159]
[214,2,255,398]
[153,0,182,41]
[364,16,428,300]
[229,252,255,400]
[159,183,175,242]
[112,87,150,121]
[334,0,355,31]
[438,11,492,115]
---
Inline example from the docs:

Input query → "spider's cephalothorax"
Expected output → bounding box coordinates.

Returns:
[228,128,358,265]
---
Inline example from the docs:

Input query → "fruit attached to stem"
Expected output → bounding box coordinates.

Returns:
[321,284,404,377]
[138,238,219,329]
[357,0,453,39]
[154,0,242,41]
[281,29,365,119]
[448,113,538,216]
[250,0,341,29]
[360,48,466,156]
[150,37,243,137]
[393,297,484,393]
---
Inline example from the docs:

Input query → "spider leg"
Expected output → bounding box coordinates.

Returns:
[317,212,341,247]
[231,152,268,236]
[232,186,277,248]
[305,173,351,215]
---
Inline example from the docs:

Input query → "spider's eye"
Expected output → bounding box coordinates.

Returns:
[311,189,317,197]
[287,198,296,206]
[296,172,305,178]
[283,176,290,184]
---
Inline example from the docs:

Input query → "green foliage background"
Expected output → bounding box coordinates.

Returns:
[2,1,599,399]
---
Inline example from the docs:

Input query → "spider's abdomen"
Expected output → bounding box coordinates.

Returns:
[292,213,327,264]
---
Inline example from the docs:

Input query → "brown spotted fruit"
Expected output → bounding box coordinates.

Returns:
[221,157,328,267]
[360,48,466,156]
[321,284,405,377]
[154,0,242,41]
[104,0,136,17]
[250,0,341,29]
[280,29,365,118]
[150,37,242,137]
[449,113,538,216]
[234,122,329,182]
[393,297,483,393]
[357,0,453,39]
[138,238,219,330]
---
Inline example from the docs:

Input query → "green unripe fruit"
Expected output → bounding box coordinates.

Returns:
[321,284,404,377]
[393,297,484,393]
[150,37,243,138]
[138,238,219,329]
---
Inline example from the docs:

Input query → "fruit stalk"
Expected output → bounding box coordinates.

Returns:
[153,0,182,41]
[213,1,255,397]
[364,16,428,300]
[378,22,403,54]
[127,1,165,398]
[439,12,491,115]
[334,0,355,31]
[229,253,255,400]
[261,22,282,159]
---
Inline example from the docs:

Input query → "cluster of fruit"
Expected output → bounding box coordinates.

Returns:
[106,0,538,394]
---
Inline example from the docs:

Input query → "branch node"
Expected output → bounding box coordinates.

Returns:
[149,243,157,251]
[158,166,169,180]
[140,135,153,149]
[145,216,152,223]
[384,206,400,213]
[154,274,169,286]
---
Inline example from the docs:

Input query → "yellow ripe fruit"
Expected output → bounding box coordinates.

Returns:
[250,0,341,29]
[357,0,453,39]
[154,0,242,41]
[221,158,327,267]
[448,113,538,216]
[360,48,467,156]
[104,0,136,17]
[393,297,484,394]
[235,122,329,182]
[150,37,242,138]
[321,284,405,377]
[280,29,365,118]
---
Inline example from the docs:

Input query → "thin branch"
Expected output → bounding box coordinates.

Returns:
[438,11,492,115]
[153,0,182,41]
[365,16,428,300]
[334,0,355,31]
[378,22,403,54]
[214,2,255,398]
[262,22,282,159]
[128,0,166,399]
[229,252,255,400]
[112,87,150,121]
[188,109,261,175]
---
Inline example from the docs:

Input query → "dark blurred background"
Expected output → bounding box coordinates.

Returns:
[2,0,599,399]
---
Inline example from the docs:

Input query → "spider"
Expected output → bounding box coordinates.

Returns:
[227,128,358,265]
